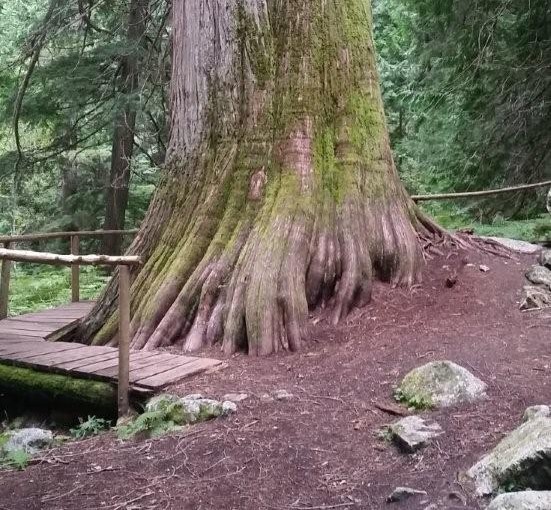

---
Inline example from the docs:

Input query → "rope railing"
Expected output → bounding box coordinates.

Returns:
[412,179,551,202]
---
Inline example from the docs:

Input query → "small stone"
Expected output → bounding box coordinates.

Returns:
[487,491,551,510]
[480,264,490,272]
[274,389,294,401]
[260,393,274,403]
[221,401,237,415]
[526,265,551,290]
[523,405,551,422]
[540,250,551,269]
[222,393,249,403]
[3,428,54,454]
[388,416,443,453]
[387,487,427,503]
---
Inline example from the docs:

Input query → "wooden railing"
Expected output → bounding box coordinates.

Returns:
[0,229,138,318]
[0,229,139,416]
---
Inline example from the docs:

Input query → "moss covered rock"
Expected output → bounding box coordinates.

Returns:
[2,428,53,455]
[396,361,487,409]
[467,417,551,496]
[487,491,551,510]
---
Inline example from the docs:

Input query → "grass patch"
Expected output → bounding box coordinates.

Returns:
[421,203,550,242]
[7,265,109,316]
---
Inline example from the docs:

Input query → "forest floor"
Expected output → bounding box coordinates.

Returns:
[1,249,550,510]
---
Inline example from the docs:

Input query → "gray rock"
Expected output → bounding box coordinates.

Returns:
[397,361,487,408]
[481,237,542,254]
[467,417,551,496]
[520,285,551,311]
[144,393,181,413]
[183,393,204,400]
[3,428,54,454]
[526,265,551,290]
[274,389,294,401]
[260,393,274,403]
[145,394,226,424]
[222,393,249,403]
[387,486,427,503]
[523,405,551,422]
[389,416,443,453]
[540,250,551,270]
[487,491,551,510]
[221,401,237,415]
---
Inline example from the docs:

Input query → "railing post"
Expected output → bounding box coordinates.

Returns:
[0,241,12,319]
[70,235,80,302]
[118,265,131,417]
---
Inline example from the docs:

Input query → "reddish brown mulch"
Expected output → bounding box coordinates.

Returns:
[1,250,550,510]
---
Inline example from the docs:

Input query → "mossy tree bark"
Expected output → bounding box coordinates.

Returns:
[80,0,439,355]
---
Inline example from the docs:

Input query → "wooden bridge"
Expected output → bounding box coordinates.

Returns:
[0,230,222,413]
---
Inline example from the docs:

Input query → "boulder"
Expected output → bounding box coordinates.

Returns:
[523,405,551,422]
[397,361,487,408]
[387,486,427,503]
[520,286,551,311]
[526,265,551,290]
[540,250,551,269]
[467,417,551,496]
[481,237,542,254]
[487,491,551,510]
[2,428,54,454]
[145,394,233,425]
[388,416,443,453]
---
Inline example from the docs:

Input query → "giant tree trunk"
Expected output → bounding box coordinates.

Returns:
[81,0,439,355]
[102,0,148,255]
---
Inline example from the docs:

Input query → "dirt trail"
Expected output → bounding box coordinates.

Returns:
[1,250,549,510]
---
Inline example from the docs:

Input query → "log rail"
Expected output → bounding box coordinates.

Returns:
[0,229,140,416]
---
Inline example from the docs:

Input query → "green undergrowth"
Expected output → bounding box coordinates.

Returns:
[393,387,434,410]
[7,265,108,316]
[116,408,184,440]
[422,204,551,242]
[70,416,111,439]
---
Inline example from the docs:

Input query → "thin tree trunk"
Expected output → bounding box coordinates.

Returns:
[102,0,148,255]
[81,0,442,355]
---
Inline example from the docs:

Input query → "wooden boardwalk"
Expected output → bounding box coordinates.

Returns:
[0,302,223,391]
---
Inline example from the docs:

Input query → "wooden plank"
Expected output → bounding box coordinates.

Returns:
[94,353,178,379]
[74,350,157,374]
[12,348,96,367]
[6,316,77,324]
[0,334,44,342]
[53,350,120,370]
[129,355,195,381]
[0,342,83,358]
[135,358,222,389]
[0,327,49,338]
[0,320,61,333]
[0,348,88,366]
